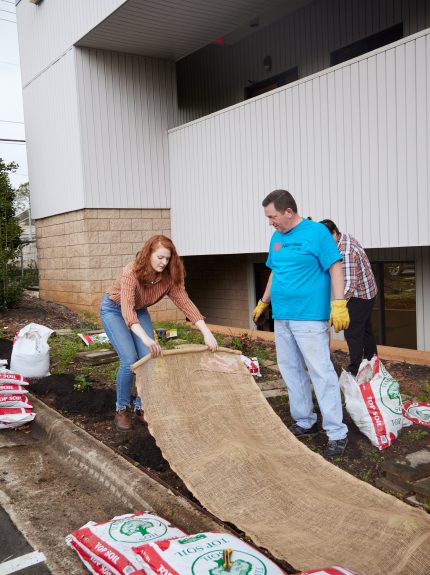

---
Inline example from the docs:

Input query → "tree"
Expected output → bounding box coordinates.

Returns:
[0,158,24,309]
[14,181,30,216]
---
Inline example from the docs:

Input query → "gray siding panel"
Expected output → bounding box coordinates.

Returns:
[75,49,176,210]
[23,50,85,220]
[169,30,430,256]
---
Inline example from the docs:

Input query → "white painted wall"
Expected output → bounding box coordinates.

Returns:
[75,48,177,210]
[23,49,85,220]
[169,29,430,256]
[16,0,126,86]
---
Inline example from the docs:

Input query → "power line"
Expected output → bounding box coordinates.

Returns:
[0,16,16,23]
[0,119,24,124]
[0,61,19,65]
[0,1,16,4]
[0,138,26,143]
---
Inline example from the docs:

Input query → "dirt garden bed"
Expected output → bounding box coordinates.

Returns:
[1,294,430,509]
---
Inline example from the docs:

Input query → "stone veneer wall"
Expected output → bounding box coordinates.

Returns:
[182,254,251,328]
[35,208,185,322]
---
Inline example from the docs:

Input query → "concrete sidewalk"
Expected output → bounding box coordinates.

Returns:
[0,396,221,575]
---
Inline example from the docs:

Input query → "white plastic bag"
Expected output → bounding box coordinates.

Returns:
[10,323,53,378]
[339,356,403,450]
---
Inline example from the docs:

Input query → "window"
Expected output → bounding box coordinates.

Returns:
[330,23,403,66]
[245,67,298,100]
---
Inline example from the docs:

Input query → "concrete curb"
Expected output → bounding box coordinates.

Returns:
[29,394,221,535]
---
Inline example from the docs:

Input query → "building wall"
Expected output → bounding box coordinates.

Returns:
[75,48,177,211]
[16,0,126,86]
[35,208,184,321]
[183,255,251,328]
[22,49,85,220]
[415,247,430,351]
[170,29,430,256]
[177,0,430,123]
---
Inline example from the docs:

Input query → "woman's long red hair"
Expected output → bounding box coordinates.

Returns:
[134,235,185,287]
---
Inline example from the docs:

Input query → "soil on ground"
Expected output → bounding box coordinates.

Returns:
[1,295,430,508]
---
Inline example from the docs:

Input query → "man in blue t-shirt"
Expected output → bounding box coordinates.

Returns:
[253,189,350,459]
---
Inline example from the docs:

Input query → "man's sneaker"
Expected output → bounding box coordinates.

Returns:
[324,437,348,459]
[289,422,319,437]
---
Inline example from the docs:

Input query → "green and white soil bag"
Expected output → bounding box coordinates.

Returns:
[339,356,403,450]
[10,323,54,378]
[0,407,35,429]
[133,532,286,575]
[402,401,430,426]
[66,512,186,575]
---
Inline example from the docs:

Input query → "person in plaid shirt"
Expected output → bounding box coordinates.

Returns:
[321,219,378,377]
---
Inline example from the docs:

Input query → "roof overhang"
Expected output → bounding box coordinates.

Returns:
[76,0,313,61]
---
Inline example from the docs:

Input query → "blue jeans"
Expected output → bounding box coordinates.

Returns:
[100,293,153,412]
[275,319,347,441]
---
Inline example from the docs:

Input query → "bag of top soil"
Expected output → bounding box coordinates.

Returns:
[339,356,403,450]
[296,567,358,575]
[0,394,33,408]
[0,372,29,385]
[402,401,430,427]
[0,384,28,395]
[10,323,54,378]
[0,407,35,429]
[65,512,186,575]
[132,532,286,575]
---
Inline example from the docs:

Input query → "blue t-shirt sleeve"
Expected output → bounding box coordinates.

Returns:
[317,224,342,270]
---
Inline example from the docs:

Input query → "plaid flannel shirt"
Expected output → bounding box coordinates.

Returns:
[337,233,378,300]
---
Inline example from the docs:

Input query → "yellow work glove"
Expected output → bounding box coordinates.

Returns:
[330,299,350,332]
[252,299,269,323]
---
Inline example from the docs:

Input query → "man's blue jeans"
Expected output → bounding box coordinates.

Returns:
[275,319,347,441]
[100,293,153,412]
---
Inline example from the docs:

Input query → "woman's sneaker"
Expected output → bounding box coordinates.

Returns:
[324,437,348,459]
[289,422,319,437]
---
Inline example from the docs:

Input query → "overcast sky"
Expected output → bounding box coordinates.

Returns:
[0,0,28,189]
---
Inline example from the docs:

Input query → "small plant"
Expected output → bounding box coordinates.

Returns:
[73,374,92,392]
[406,429,428,441]
[360,469,372,482]
[417,380,430,403]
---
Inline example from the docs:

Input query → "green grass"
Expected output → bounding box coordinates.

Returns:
[417,380,430,403]
[360,469,372,482]
[50,335,84,373]
[406,429,428,441]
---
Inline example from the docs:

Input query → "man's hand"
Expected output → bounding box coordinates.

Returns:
[252,299,269,323]
[330,300,350,332]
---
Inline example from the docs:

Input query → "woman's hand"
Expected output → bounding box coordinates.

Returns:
[203,331,218,352]
[142,335,162,357]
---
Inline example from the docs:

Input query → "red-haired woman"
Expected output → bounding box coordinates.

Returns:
[100,235,218,432]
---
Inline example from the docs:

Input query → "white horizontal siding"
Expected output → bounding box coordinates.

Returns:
[16,0,126,86]
[75,48,176,210]
[177,0,430,124]
[23,50,85,220]
[169,29,430,256]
